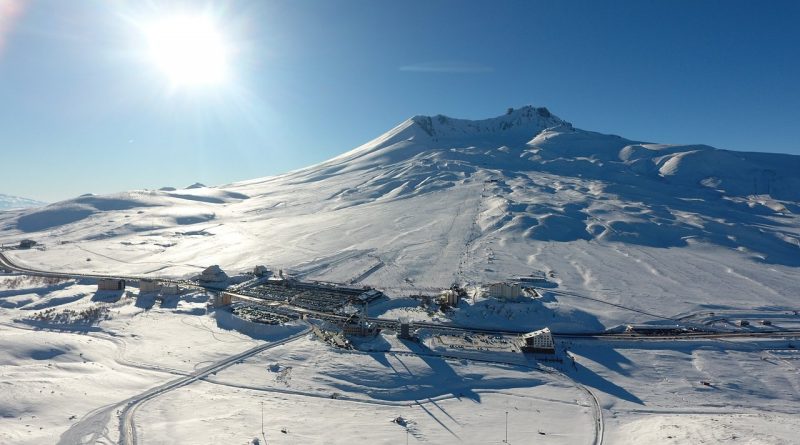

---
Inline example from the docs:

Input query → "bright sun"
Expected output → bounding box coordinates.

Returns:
[144,15,230,87]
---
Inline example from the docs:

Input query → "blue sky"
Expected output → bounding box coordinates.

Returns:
[1,0,798,202]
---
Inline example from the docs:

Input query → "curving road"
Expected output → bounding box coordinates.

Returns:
[54,326,309,445]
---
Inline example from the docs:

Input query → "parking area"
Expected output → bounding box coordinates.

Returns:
[431,333,521,353]
[236,282,381,313]
[231,303,300,325]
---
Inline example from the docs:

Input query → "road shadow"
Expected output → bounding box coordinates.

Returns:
[91,290,123,303]
[566,361,644,405]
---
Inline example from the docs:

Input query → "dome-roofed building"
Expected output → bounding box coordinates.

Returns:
[200,265,228,283]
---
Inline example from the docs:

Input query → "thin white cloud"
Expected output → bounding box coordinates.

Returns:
[400,61,494,74]
[0,0,25,55]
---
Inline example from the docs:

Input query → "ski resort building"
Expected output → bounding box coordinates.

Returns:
[253,265,270,277]
[213,292,233,308]
[18,239,36,249]
[512,274,549,285]
[341,321,378,337]
[488,282,521,299]
[398,318,413,339]
[355,289,383,304]
[200,265,228,283]
[520,328,555,353]
[341,305,378,337]
[439,289,459,306]
[97,279,126,291]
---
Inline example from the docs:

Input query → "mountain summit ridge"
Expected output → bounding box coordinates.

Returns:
[409,105,567,139]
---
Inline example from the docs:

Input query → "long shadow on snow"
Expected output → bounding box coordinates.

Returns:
[567,361,644,405]
[91,290,123,303]
[565,338,796,406]
[0,279,76,300]
[351,340,519,404]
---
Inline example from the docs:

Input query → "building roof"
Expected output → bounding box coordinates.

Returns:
[203,265,224,274]
[522,327,551,339]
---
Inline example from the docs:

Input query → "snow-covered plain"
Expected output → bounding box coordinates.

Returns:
[1,106,799,443]
[1,274,797,444]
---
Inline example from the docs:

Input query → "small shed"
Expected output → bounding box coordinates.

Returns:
[488,282,521,299]
[19,239,37,249]
[521,327,555,353]
[253,265,270,277]
[139,279,162,293]
[98,279,126,291]
[200,265,228,283]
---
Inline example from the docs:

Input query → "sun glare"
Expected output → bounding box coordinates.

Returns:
[144,15,230,87]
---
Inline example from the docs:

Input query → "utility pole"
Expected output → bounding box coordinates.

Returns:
[503,410,508,443]
[261,401,267,445]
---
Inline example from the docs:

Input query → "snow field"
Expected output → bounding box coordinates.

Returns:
[136,336,595,444]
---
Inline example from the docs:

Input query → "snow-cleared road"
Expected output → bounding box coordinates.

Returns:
[54,326,310,445]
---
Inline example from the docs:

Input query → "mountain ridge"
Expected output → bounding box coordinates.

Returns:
[0,193,46,211]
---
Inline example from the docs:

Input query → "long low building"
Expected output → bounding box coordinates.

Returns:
[487,282,521,299]
[139,279,162,293]
[98,279,126,291]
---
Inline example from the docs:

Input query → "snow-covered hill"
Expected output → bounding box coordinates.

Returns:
[2,106,799,328]
[0,193,46,211]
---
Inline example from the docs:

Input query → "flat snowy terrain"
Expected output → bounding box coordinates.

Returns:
[1,106,798,443]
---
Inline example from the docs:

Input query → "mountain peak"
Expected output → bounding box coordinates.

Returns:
[409,105,567,139]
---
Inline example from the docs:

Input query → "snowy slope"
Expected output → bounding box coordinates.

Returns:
[1,106,799,329]
[2,106,800,445]
[0,193,46,211]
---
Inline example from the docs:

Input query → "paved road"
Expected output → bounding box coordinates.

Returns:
[0,250,199,289]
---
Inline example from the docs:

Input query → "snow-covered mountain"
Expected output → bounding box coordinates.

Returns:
[0,193,46,211]
[1,105,799,327]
